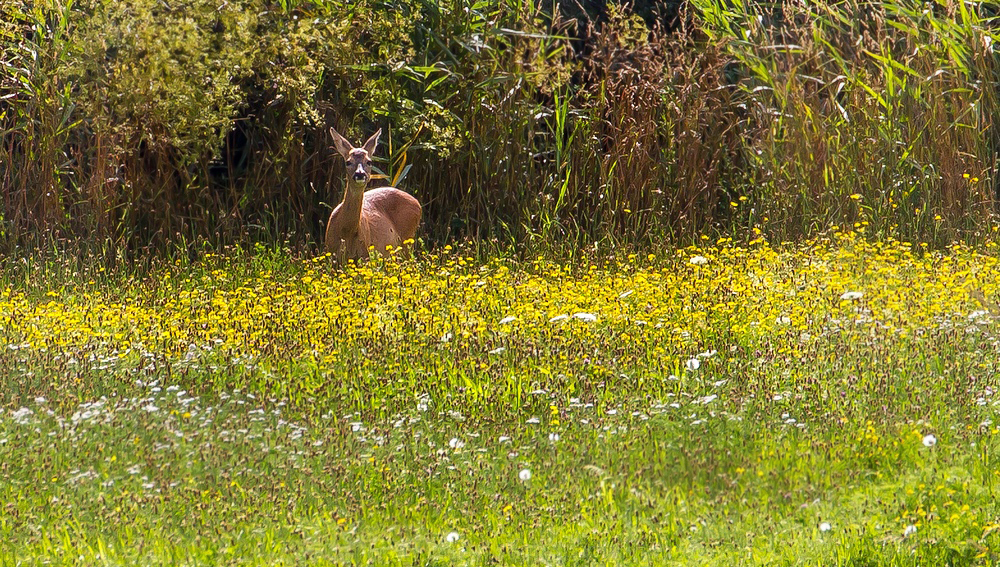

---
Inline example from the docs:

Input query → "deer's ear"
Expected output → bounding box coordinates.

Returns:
[362,128,382,155]
[329,127,354,160]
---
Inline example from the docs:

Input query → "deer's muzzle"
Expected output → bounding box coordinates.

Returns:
[353,164,367,181]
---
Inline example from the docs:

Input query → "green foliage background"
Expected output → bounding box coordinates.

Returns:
[2,0,999,253]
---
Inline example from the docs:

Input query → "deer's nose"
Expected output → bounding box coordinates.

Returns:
[353,165,367,181]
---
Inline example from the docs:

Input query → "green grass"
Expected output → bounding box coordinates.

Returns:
[3,240,1000,565]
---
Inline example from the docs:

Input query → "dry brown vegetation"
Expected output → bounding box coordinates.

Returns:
[1,0,998,255]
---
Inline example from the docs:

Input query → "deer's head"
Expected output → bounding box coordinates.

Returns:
[330,127,381,186]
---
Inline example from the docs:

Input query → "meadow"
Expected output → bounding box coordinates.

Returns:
[3,232,1000,564]
[6,0,1000,563]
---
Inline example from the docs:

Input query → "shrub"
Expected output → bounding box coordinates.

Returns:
[1,0,998,254]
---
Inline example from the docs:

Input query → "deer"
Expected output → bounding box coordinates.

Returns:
[325,127,422,262]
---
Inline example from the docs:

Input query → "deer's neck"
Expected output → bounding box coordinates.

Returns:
[338,179,367,233]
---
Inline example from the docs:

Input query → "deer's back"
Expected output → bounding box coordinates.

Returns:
[363,187,421,240]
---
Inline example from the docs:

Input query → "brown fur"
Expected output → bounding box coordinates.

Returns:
[324,127,422,261]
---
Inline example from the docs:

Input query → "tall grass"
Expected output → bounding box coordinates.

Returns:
[695,0,1000,243]
[1,0,998,254]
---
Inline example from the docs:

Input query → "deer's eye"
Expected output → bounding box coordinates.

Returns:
[365,159,372,165]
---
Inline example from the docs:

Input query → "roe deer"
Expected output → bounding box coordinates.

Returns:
[325,127,422,261]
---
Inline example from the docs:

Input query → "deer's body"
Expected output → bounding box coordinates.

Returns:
[325,127,421,261]
[325,186,421,259]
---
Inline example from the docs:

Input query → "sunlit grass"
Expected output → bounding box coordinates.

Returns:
[3,233,1000,564]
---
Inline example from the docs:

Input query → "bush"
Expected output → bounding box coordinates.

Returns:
[1,0,998,255]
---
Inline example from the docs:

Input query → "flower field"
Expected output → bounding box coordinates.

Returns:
[3,233,1000,564]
